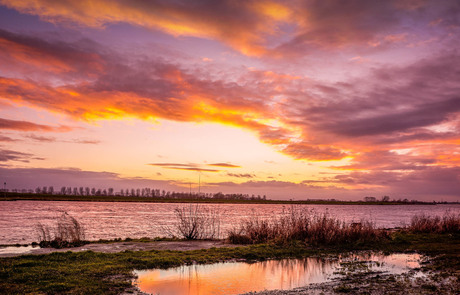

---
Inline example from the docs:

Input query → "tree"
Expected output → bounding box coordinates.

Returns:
[364,196,376,202]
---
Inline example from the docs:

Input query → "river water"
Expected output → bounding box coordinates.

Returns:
[0,201,458,244]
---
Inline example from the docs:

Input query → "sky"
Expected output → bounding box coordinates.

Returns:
[0,0,459,201]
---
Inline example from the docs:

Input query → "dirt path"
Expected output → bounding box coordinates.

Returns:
[0,240,240,257]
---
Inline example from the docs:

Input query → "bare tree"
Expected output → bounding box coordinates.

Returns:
[163,204,222,240]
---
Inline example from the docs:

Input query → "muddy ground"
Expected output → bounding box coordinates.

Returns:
[0,240,240,257]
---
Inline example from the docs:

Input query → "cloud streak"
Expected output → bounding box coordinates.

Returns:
[0,148,44,162]
[148,162,241,172]
[0,117,72,132]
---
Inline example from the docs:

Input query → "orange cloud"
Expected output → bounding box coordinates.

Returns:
[1,27,459,167]
[2,0,458,59]
[208,163,241,168]
[0,0,294,56]
[0,28,105,77]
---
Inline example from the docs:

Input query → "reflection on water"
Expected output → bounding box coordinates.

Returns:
[134,253,421,295]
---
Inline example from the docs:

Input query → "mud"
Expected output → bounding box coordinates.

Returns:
[0,240,239,257]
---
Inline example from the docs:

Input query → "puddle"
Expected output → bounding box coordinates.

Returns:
[0,245,40,255]
[134,253,422,295]
[335,253,422,275]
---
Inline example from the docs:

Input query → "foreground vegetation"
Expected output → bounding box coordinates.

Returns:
[0,231,458,294]
[1,209,458,294]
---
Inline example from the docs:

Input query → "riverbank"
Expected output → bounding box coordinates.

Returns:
[0,231,458,294]
[0,239,240,258]
[0,192,439,205]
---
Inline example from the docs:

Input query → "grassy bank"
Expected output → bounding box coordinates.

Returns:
[0,192,436,205]
[0,231,458,294]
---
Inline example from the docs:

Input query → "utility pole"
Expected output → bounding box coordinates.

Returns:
[3,182,6,198]
[198,173,201,196]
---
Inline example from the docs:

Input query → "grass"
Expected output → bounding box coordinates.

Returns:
[228,207,389,246]
[408,211,459,233]
[0,231,458,294]
[0,243,319,294]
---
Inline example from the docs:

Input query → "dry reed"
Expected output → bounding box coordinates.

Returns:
[35,212,86,248]
[228,206,388,246]
[408,211,459,233]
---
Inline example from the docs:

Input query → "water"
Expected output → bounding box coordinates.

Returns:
[134,253,422,295]
[0,201,457,244]
[0,245,40,255]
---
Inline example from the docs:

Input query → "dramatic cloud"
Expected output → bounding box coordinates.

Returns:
[2,0,458,57]
[0,30,459,166]
[0,1,458,200]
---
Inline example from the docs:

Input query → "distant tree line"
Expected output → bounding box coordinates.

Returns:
[363,195,426,204]
[5,186,267,201]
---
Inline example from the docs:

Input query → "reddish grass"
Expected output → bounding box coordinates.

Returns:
[228,207,388,246]
[408,212,460,234]
[36,212,86,248]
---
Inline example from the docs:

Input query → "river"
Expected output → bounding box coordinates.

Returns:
[0,201,458,244]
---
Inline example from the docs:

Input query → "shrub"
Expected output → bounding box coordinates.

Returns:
[36,212,86,248]
[164,204,222,240]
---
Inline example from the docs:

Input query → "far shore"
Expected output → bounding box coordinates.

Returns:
[0,192,443,205]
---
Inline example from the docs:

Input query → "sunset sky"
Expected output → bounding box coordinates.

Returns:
[0,0,459,201]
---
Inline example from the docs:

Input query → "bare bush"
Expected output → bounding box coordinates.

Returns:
[408,212,460,233]
[35,212,86,248]
[163,204,222,240]
[228,206,388,246]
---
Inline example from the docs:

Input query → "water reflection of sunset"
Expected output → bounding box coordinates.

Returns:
[135,254,422,295]
[135,258,336,295]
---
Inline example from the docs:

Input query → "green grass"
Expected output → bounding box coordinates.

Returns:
[0,232,458,294]
[0,244,318,294]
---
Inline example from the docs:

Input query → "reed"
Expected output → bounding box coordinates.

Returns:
[35,212,86,248]
[228,206,388,246]
[408,212,460,233]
